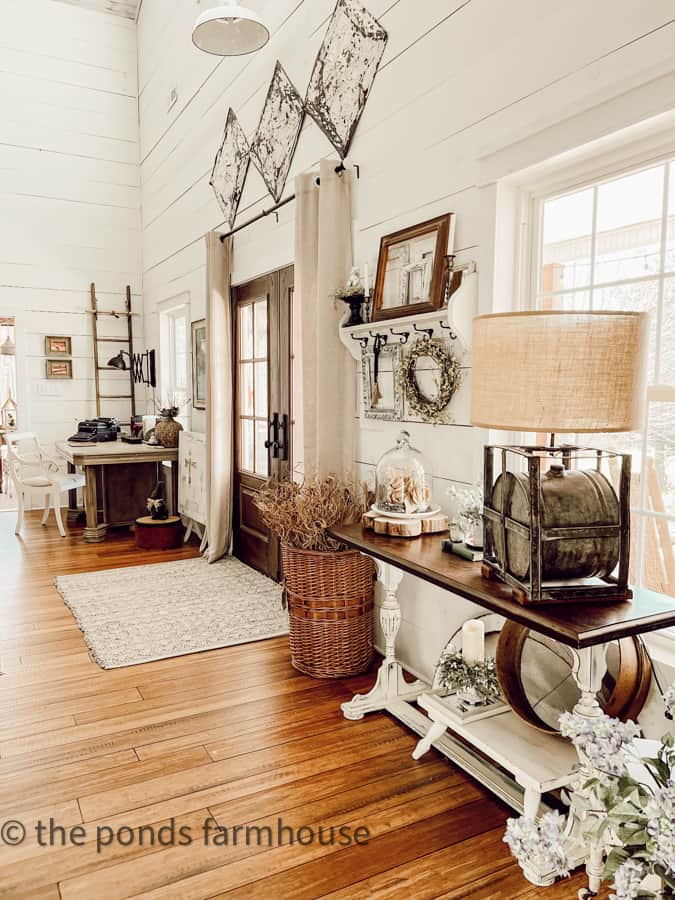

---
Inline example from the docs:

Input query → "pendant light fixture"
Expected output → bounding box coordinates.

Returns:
[192,1,269,56]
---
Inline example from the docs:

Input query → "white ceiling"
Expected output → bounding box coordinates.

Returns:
[50,0,141,20]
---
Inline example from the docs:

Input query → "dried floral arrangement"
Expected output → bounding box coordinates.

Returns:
[254,477,366,552]
[436,648,501,705]
[504,686,675,899]
[395,338,462,422]
[334,266,366,299]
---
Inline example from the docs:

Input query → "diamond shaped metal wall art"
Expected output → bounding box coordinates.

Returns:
[210,108,251,230]
[304,0,388,160]
[249,62,305,204]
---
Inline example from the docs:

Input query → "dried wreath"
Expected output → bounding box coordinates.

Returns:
[396,337,462,422]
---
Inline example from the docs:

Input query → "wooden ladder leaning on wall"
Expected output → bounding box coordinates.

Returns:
[89,282,136,421]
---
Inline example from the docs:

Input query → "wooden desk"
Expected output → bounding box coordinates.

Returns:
[329,524,675,892]
[56,441,179,543]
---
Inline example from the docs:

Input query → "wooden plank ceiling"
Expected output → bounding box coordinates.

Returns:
[50,0,140,20]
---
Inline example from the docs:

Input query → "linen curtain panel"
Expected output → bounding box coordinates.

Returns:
[205,232,234,563]
[294,160,354,479]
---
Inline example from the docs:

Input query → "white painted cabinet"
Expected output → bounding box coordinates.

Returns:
[178,431,206,543]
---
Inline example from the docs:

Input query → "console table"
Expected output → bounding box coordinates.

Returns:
[329,524,675,895]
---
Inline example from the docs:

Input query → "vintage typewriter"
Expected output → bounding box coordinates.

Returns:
[68,417,120,443]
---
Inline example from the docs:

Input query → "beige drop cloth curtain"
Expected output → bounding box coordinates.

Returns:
[294,160,355,479]
[205,232,233,562]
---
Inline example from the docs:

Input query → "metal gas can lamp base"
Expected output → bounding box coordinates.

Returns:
[481,442,633,606]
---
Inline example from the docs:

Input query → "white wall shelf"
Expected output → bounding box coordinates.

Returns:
[339,266,478,361]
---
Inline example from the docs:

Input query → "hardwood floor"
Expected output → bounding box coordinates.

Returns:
[0,510,593,899]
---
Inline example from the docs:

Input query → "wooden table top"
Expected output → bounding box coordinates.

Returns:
[329,524,675,649]
[56,440,178,466]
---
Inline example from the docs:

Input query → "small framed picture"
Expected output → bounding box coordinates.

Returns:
[191,319,207,410]
[46,359,73,379]
[45,336,72,357]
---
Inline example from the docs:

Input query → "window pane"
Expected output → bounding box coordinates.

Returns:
[640,516,675,599]
[660,278,675,385]
[646,402,675,517]
[241,419,254,472]
[595,166,663,283]
[592,280,658,379]
[541,188,593,292]
[539,290,591,311]
[239,305,253,359]
[255,420,269,477]
[664,160,675,272]
[255,362,267,417]
[254,300,267,358]
[240,362,254,415]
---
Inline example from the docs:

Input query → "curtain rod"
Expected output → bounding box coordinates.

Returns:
[219,163,350,243]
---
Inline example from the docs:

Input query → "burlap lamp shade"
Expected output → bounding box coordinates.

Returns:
[471,310,648,433]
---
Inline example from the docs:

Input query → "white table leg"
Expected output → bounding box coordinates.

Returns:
[412,717,446,760]
[341,558,427,721]
[569,643,609,899]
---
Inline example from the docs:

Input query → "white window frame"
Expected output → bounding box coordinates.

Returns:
[513,137,675,614]
[158,293,191,428]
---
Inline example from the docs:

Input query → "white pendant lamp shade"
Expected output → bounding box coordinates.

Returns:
[192,2,269,56]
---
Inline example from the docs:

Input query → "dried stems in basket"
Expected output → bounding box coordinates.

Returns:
[255,477,366,552]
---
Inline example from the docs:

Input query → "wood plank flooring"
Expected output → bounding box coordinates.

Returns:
[0,511,593,898]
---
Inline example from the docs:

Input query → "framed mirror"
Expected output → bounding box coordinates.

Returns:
[361,343,403,420]
[372,213,454,321]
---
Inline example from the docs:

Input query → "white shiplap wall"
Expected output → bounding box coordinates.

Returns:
[136,0,675,700]
[1,0,141,460]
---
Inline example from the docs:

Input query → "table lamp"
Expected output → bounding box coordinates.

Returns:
[471,310,648,605]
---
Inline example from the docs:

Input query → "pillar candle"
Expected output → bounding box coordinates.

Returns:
[462,618,485,665]
[363,262,370,298]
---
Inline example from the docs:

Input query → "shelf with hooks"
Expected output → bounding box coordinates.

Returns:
[339,260,478,361]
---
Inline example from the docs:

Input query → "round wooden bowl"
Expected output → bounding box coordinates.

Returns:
[496,620,652,734]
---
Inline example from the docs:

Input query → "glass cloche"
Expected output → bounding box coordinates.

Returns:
[375,430,432,515]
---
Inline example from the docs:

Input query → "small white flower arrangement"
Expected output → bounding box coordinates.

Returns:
[503,687,675,899]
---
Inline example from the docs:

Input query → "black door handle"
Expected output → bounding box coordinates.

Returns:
[264,413,288,460]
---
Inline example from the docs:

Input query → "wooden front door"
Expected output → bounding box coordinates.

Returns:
[232,267,293,580]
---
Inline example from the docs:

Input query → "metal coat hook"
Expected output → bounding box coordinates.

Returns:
[439,321,458,340]
[389,327,409,344]
[369,331,388,345]
[413,323,434,339]
[351,334,369,350]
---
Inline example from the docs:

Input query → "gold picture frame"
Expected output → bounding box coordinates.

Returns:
[45,335,72,357]
[46,359,73,379]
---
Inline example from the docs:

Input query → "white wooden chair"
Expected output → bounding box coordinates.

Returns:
[5,432,85,537]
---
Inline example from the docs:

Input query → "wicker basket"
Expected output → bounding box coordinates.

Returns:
[281,543,375,678]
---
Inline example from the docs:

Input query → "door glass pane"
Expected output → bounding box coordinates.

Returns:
[240,363,254,415]
[254,299,267,358]
[240,305,253,359]
[241,419,254,472]
[595,166,663,283]
[541,188,593,292]
[255,419,269,477]
[255,362,267,417]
